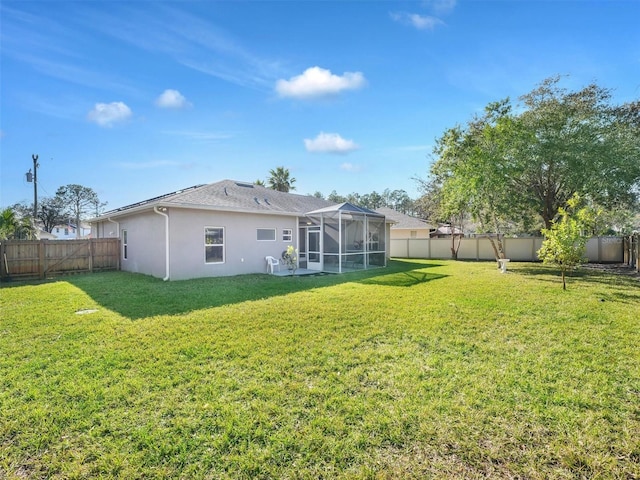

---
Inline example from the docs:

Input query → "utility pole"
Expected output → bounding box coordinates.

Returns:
[25,154,39,220]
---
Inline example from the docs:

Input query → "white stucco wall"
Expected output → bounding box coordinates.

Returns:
[167,209,299,280]
[93,208,300,280]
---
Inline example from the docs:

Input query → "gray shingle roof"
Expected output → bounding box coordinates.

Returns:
[375,207,434,230]
[98,180,334,218]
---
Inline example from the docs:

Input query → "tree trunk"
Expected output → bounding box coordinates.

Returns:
[487,234,505,266]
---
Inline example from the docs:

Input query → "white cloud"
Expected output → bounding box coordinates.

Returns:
[155,89,191,109]
[304,132,359,154]
[276,67,366,99]
[87,102,132,127]
[390,12,444,30]
[340,162,361,172]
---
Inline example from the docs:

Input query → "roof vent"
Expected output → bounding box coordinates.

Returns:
[224,187,228,196]
[236,182,254,188]
[254,197,260,204]
[264,198,271,205]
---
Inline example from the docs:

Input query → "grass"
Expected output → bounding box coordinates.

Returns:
[1,260,639,479]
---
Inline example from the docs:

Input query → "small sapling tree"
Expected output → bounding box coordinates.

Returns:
[538,194,593,290]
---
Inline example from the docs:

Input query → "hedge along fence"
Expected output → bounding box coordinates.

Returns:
[390,236,625,263]
[0,238,120,281]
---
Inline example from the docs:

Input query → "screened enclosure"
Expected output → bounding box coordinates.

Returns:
[303,203,386,273]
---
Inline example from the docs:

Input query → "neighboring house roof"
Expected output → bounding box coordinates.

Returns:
[36,229,57,240]
[93,180,334,220]
[375,207,435,230]
[433,225,463,236]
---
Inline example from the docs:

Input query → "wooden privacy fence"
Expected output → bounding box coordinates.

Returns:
[0,238,120,281]
[390,236,625,263]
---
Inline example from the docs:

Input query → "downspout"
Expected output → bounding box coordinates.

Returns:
[153,206,170,281]
[338,210,342,273]
[107,217,119,238]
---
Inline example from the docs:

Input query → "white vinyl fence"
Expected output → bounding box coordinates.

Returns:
[390,236,624,263]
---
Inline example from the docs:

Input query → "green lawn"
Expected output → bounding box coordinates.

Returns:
[1,260,639,479]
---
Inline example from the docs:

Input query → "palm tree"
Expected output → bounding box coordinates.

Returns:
[267,166,296,193]
[0,207,35,240]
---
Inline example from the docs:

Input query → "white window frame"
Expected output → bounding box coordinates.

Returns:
[205,227,225,264]
[122,229,128,260]
[257,228,276,241]
[282,228,293,242]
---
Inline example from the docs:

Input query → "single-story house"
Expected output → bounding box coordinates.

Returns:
[90,179,390,280]
[375,207,435,239]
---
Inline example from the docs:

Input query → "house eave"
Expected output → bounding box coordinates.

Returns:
[90,202,309,222]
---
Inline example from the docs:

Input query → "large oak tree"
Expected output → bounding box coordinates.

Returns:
[428,77,640,259]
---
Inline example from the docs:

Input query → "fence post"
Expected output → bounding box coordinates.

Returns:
[39,240,45,279]
[598,236,603,263]
[0,242,5,280]
[89,239,94,273]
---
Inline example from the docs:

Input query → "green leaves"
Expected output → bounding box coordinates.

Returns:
[267,167,296,193]
[538,194,594,289]
[428,76,640,238]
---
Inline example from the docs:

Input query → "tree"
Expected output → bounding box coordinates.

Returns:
[513,77,640,229]
[430,100,520,260]
[37,196,67,233]
[327,190,346,203]
[428,77,640,256]
[55,184,101,238]
[0,207,35,240]
[359,191,383,210]
[538,194,594,290]
[254,179,265,187]
[413,178,444,222]
[267,167,296,192]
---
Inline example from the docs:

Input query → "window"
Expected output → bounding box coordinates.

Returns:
[205,227,224,263]
[282,228,292,242]
[257,228,276,241]
[122,230,128,260]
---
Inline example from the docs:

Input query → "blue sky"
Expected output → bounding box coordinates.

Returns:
[1,0,639,212]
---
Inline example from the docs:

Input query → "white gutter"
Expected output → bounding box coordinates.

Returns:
[153,206,170,281]
[107,217,120,238]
